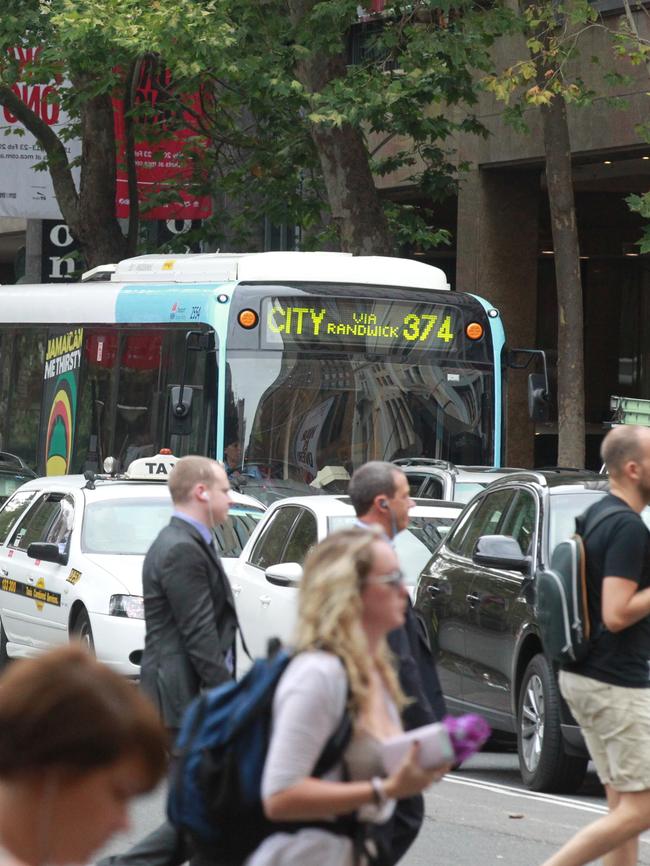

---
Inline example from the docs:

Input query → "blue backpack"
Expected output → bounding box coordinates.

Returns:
[167,649,353,863]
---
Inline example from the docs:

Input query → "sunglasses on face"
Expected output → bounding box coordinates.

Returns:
[365,569,405,589]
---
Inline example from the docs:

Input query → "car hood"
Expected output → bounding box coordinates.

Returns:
[82,555,144,595]
[83,554,240,593]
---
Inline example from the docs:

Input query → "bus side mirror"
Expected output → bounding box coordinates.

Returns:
[528,373,550,422]
[169,385,195,436]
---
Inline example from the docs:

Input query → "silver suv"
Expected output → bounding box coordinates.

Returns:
[393,459,526,504]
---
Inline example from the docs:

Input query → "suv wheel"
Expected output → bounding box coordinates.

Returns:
[517,654,587,793]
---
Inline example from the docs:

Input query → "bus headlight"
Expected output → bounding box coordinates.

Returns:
[109,595,145,619]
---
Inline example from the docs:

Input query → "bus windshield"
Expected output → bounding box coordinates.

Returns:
[226,350,493,498]
[225,288,496,499]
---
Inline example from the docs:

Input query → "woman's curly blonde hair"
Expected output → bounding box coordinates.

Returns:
[293,527,406,716]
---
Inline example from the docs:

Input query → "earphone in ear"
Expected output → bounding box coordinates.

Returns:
[200,491,210,502]
[380,500,389,510]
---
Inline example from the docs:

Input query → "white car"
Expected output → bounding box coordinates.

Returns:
[0,453,265,677]
[231,495,462,666]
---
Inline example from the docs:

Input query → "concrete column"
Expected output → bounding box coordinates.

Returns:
[24,219,43,283]
[456,168,540,468]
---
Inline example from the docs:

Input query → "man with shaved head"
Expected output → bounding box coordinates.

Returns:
[541,425,650,866]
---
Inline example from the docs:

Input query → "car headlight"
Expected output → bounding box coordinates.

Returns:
[109,595,145,619]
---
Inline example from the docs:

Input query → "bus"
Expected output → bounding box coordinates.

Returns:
[0,251,506,496]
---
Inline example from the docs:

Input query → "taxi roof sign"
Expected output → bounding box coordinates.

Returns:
[125,453,177,480]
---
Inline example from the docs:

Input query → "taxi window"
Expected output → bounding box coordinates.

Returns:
[0,490,37,544]
[82,498,173,555]
[10,493,65,551]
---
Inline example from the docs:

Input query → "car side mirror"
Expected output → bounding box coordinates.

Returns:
[473,535,531,574]
[265,562,303,587]
[27,542,68,566]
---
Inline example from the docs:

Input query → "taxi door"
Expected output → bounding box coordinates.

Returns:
[2,492,73,650]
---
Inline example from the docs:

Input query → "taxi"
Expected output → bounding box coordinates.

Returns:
[0,452,265,677]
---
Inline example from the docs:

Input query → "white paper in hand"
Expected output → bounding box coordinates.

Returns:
[381,722,455,774]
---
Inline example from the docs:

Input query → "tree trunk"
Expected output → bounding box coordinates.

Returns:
[286,0,395,254]
[0,84,128,271]
[541,94,585,468]
[76,90,130,268]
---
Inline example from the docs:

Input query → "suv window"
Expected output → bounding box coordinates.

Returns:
[406,474,428,497]
[249,506,300,569]
[0,490,37,543]
[454,489,515,558]
[445,500,481,555]
[501,490,538,557]
[421,477,444,499]
[10,493,68,551]
[282,509,318,564]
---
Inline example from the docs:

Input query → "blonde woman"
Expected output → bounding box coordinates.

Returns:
[246,527,449,866]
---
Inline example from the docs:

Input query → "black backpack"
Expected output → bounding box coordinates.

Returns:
[535,504,629,663]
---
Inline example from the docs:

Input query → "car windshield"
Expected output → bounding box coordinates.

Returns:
[453,482,486,504]
[82,498,264,557]
[328,514,456,584]
[548,491,609,557]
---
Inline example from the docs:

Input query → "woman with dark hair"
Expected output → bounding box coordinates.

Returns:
[0,645,167,866]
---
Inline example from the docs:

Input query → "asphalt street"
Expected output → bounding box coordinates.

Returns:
[95,749,650,866]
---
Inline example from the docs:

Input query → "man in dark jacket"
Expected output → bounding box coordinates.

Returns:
[349,460,447,866]
[100,456,239,866]
[140,455,239,732]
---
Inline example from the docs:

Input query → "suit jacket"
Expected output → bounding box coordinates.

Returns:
[388,600,447,730]
[372,602,448,866]
[140,516,238,729]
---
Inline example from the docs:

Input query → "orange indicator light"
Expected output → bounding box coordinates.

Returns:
[466,322,484,341]
[238,309,259,329]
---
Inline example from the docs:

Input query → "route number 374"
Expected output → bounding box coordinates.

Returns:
[402,313,454,343]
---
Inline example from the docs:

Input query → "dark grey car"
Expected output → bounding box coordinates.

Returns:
[414,470,609,793]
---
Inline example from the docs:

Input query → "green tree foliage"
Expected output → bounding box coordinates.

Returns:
[1,0,511,259]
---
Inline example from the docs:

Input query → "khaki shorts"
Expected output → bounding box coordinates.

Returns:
[559,670,650,792]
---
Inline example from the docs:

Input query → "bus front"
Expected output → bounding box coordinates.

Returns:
[222,280,504,497]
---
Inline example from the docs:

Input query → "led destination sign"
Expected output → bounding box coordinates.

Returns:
[261,297,462,351]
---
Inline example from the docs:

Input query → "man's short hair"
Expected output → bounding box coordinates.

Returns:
[168,455,221,504]
[601,425,648,477]
[348,461,400,517]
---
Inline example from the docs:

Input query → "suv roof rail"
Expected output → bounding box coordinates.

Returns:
[392,458,456,471]
[535,466,600,474]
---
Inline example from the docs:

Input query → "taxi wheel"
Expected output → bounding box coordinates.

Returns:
[72,609,95,655]
[0,618,8,668]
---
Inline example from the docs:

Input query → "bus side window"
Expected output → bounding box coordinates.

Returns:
[0,328,47,470]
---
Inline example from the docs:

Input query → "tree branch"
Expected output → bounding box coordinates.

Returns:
[0,83,79,223]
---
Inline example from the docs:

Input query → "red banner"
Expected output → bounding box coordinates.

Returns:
[113,60,211,221]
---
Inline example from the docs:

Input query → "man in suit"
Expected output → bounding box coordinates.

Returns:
[100,456,239,866]
[348,460,447,865]
[140,455,238,731]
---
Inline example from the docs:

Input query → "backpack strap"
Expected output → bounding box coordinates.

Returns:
[313,705,353,777]
[580,504,632,541]
[575,504,634,645]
